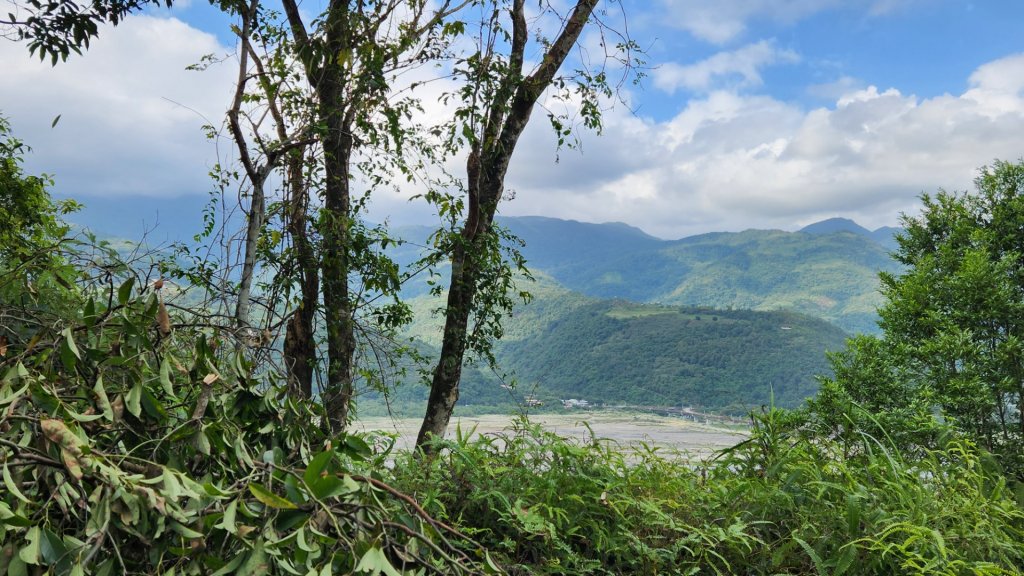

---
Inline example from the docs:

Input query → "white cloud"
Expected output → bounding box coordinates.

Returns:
[653,40,799,94]
[494,52,1024,238]
[0,15,235,199]
[4,14,1024,244]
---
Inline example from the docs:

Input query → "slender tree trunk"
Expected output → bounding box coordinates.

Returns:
[228,0,264,333]
[417,239,480,443]
[317,5,357,429]
[416,0,597,452]
[283,152,319,398]
[280,0,358,430]
[319,118,357,430]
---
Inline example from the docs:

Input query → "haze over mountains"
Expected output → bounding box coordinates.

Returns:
[374,215,901,412]
[397,215,901,335]
[74,210,900,412]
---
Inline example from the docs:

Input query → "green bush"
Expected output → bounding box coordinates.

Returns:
[393,409,1024,575]
[0,241,494,576]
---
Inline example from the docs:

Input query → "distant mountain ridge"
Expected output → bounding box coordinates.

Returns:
[799,217,901,249]
[386,216,901,334]
[478,216,902,334]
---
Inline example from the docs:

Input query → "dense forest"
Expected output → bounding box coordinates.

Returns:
[3,1,1024,574]
[372,279,849,415]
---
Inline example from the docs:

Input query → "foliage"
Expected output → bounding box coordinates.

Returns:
[0,238,497,575]
[808,334,942,454]
[0,115,77,262]
[1,0,171,63]
[0,125,493,574]
[394,408,1024,575]
[863,159,1024,478]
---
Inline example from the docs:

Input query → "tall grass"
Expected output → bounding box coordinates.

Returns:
[390,409,1024,575]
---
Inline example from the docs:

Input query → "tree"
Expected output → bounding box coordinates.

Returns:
[0,115,75,257]
[833,160,1024,477]
[1,0,171,62]
[415,0,639,450]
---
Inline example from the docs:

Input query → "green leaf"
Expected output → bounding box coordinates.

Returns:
[3,463,31,504]
[170,522,204,539]
[210,552,247,576]
[343,435,372,460]
[237,540,270,576]
[6,553,28,576]
[60,328,80,369]
[94,558,115,576]
[484,551,502,574]
[117,277,135,305]
[0,502,31,527]
[125,382,142,418]
[194,429,211,456]
[18,527,40,565]
[93,376,114,421]
[50,114,61,128]
[354,547,401,576]
[40,527,69,566]
[216,499,238,534]
[203,482,231,497]
[140,387,167,419]
[66,409,104,423]
[83,297,97,327]
[308,475,353,500]
[794,536,825,575]
[159,358,174,396]
[304,451,335,487]
[249,484,297,510]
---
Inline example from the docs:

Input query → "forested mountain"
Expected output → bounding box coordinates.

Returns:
[74,215,881,410]
[385,278,848,414]
[392,216,900,334]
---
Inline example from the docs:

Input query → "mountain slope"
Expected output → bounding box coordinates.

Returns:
[396,278,848,413]
[390,217,899,334]
[497,299,847,411]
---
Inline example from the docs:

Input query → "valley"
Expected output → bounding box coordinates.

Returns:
[361,215,895,416]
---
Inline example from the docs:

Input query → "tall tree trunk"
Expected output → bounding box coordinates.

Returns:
[281,0,358,431]
[416,0,598,451]
[318,3,357,431]
[319,116,357,431]
[228,0,264,333]
[283,152,319,399]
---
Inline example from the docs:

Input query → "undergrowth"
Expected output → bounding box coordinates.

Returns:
[392,410,1024,575]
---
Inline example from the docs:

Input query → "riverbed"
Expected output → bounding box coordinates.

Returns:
[354,411,748,458]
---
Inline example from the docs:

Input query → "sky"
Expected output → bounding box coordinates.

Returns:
[3,0,1024,240]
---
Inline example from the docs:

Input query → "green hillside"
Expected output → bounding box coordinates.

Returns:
[494,219,900,334]
[392,278,848,414]
[385,216,898,334]
[497,298,848,411]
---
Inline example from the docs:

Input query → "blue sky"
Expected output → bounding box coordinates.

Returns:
[3,0,1024,240]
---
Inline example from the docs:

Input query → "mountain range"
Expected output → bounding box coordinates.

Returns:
[71,209,902,413]
[396,215,902,334]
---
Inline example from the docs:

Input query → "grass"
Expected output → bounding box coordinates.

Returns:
[390,407,1024,575]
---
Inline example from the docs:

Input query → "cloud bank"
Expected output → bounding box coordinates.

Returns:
[501,53,1024,238]
[3,14,1024,240]
[0,15,235,199]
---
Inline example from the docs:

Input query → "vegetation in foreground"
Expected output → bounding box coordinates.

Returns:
[4,0,1024,565]
[3,141,1024,574]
